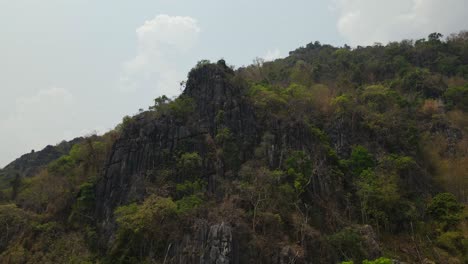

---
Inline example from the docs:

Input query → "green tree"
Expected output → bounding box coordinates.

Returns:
[356,169,401,231]
[444,84,468,111]
[427,192,464,230]
[47,155,75,176]
[285,151,313,195]
[347,145,375,177]
[177,152,202,181]
[113,195,178,262]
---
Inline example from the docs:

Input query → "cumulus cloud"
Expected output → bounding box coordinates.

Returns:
[334,0,468,46]
[121,14,201,96]
[263,48,282,62]
[0,14,202,167]
[0,87,78,167]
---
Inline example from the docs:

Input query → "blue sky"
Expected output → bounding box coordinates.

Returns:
[1,0,467,167]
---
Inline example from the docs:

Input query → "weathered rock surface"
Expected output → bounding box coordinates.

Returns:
[201,222,233,264]
[164,221,237,264]
[94,61,354,262]
[357,224,382,260]
[95,61,258,248]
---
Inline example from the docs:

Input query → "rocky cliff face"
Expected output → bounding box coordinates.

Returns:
[168,221,236,264]
[95,61,258,262]
[96,61,257,216]
[94,60,351,263]
[183,60,257,143]
[96,59,417,264]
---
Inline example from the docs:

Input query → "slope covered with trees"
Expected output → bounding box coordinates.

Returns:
[0,137,83,190]
[0,32,467,264]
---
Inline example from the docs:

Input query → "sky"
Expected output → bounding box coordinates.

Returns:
[1,0,467,168]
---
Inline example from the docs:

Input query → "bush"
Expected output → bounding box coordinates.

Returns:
[436,231,465,255]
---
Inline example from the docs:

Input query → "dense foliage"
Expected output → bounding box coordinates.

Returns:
[0,32,467,263]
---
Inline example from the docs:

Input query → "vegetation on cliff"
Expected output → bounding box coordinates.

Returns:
[0,32,467,263]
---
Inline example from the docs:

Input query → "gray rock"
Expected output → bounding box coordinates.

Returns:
[166,221,236,264]
[202,223,233,264]
[357,225,381,259]
[95,61,257,248]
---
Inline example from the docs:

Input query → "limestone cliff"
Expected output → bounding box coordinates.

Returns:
[94,60,350,263]
[95,61,257,262]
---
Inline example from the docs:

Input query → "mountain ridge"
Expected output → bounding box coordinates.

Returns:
[0,32,467,263]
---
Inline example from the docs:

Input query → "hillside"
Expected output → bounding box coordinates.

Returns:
[0,137,83,189]
[0,32,467,264]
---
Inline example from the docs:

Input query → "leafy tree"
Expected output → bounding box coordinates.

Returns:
[177,152,202,180]
[427,192,464,230]
[285,151,313,195]
[356,169,401,231]
[175,195,203,214]
[113,195,178,262]
[195,59,210,69]
[401,68,446,98]
[444,84,468,111]
[175,179,206,197]
[360,85,396,112]
[428,32,443,43]
[47,155,75,176]
[346,145,375,177]
[151,95,169,110]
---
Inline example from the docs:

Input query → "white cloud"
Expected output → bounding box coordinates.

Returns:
[334,0,468,46]
[0,87,78,167]
[121,14,201,96]
[0,14,202,168]
[263,48,282,62]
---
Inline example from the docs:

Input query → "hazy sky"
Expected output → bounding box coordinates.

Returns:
[1,0,467,167]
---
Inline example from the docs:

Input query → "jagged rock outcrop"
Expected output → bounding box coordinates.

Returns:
[165,221,237,264]
[95,60,347,261]
[95,61,258,249]
[201,222,234,264]
[184,60,257,141]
